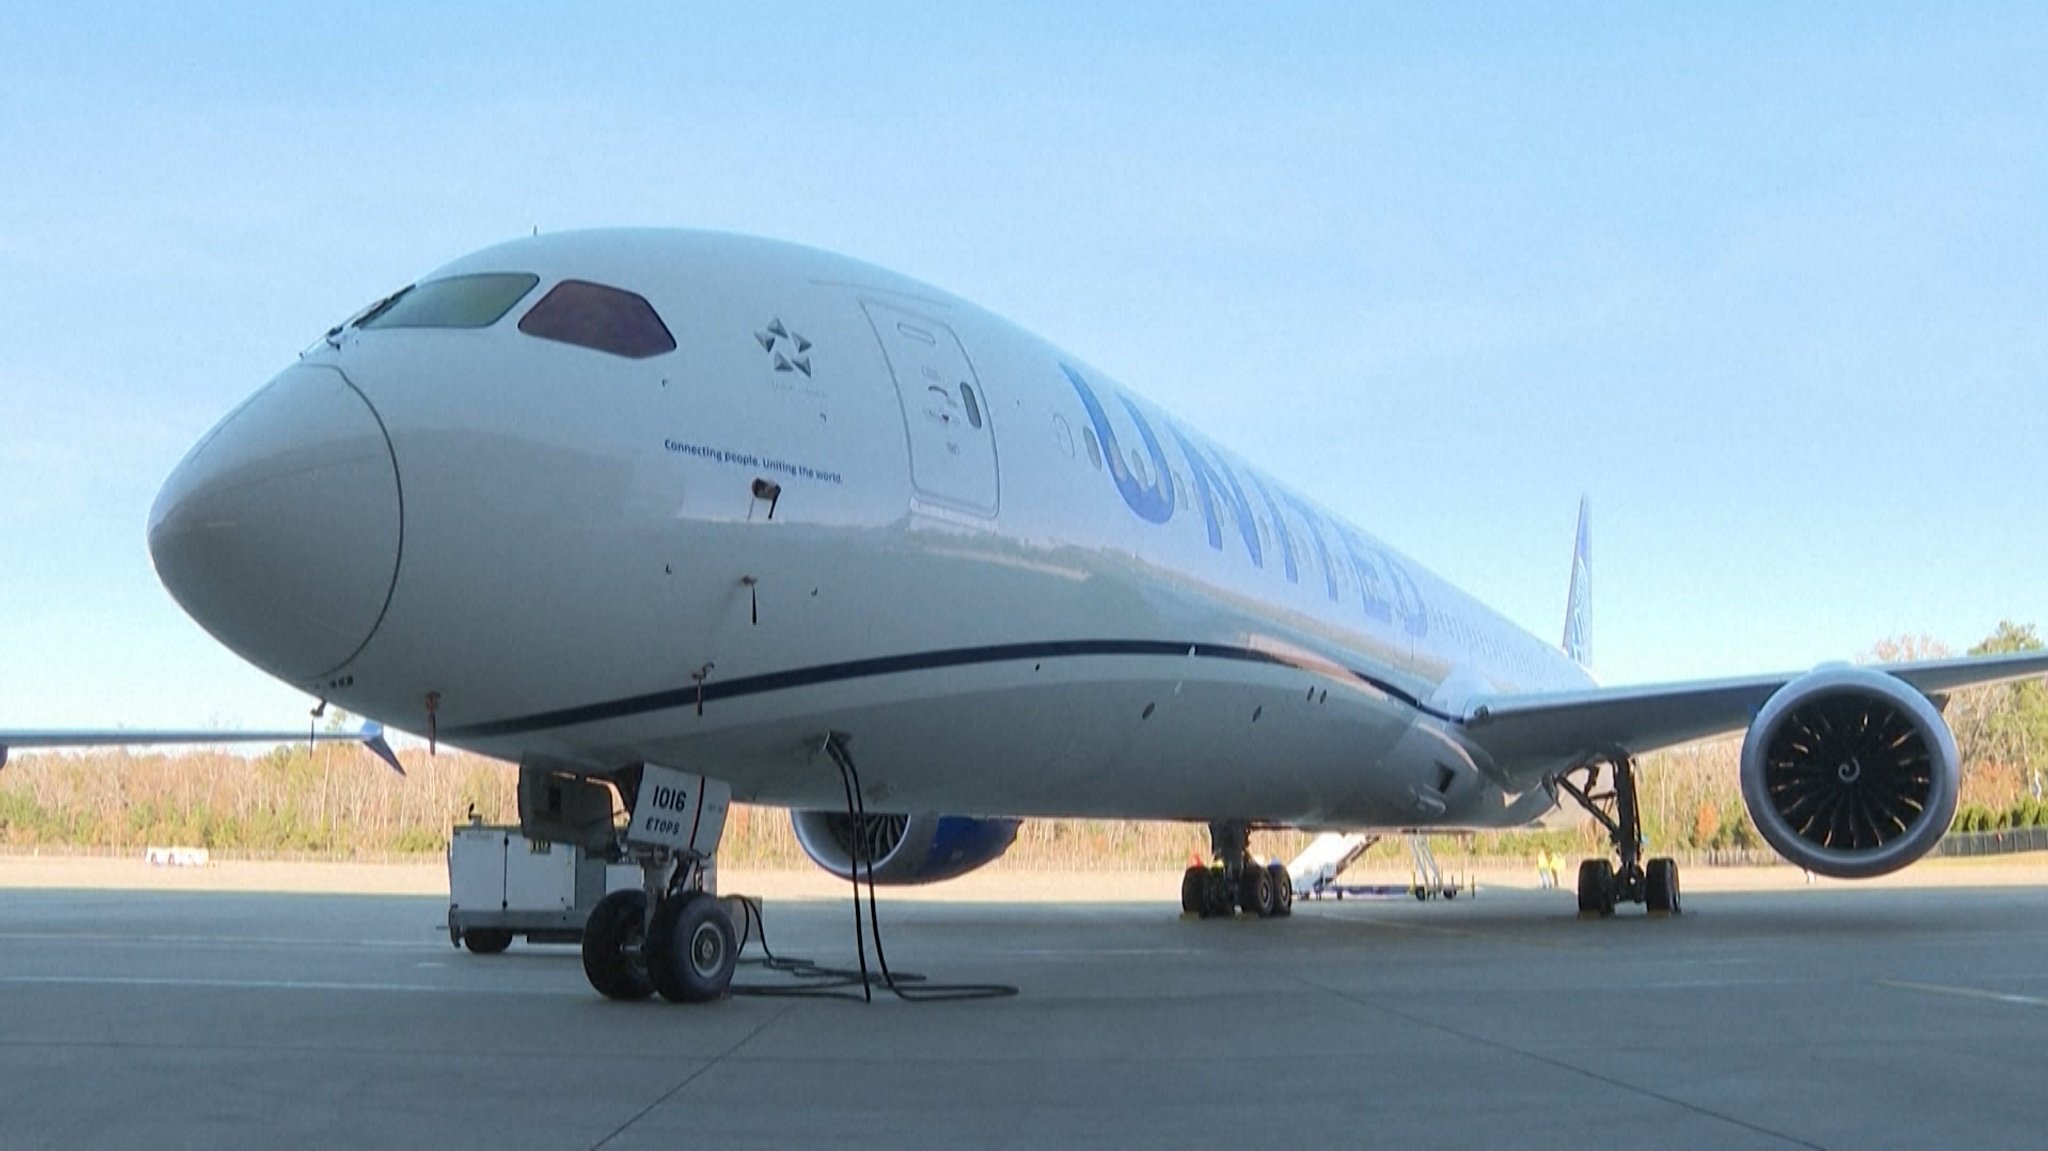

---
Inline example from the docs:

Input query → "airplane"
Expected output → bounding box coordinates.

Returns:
[10,228,2046,1005]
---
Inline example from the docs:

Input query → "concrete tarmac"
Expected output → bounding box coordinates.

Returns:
[4,869,2048,1150]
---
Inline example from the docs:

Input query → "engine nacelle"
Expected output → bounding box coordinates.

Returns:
[790,811,1022,885]
[1739,666,1960,879]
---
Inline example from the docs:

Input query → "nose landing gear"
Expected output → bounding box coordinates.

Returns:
[578,765,741,1003]
[582,851,742,1003]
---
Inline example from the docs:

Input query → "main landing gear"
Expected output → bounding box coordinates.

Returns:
[1180,821,1294,920]
[1553,754,1681,918]
[577,764,741,1003]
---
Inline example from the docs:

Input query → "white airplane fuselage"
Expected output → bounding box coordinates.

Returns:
[150,230,1591,831]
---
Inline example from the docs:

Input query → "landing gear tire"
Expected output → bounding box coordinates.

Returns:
[646,891,738,1003]
[1181,866,1207,914]
[461,928,513,955]
[1577,859,1616,917]
[1268,862,1294,917]
[1201,870,1235,918]
[1645,857,1681,915]
[1239,862,1279,918]
[582,889,655,1001]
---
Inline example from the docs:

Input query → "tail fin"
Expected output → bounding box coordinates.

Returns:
[1562,495,1592,671]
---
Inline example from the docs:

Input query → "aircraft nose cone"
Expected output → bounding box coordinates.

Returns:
[149,364,400,683]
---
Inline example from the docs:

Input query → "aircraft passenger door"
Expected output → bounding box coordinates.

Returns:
[862,302,999,518]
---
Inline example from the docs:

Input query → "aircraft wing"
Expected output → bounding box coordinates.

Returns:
[1460,650,2048,783]
[0,722,403,775]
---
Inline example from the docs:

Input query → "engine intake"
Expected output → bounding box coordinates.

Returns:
[790,811,1022,885]
[1739,666,1959,879]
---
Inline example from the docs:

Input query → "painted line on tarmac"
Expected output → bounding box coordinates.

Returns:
[1878,979,2048,1009]
[0,975,558,997]
[0,931,445,951]
[1313,913,1603,950]
[1006,947,1198,957]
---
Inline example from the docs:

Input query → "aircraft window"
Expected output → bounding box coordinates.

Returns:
[517,279,676,358]
[1083,428,1102,470]
[959,382,983,429]
[360,273,540,330]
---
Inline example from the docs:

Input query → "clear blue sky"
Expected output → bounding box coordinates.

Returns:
[3,3,2044,733]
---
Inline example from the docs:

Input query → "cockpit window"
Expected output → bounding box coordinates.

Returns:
[358,273,540,330]
[516,280,676,358]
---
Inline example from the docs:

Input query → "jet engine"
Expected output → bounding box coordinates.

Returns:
[790,811,1023,885]
[1739,666,1960,879]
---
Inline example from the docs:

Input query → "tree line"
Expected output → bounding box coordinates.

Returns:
[3,622,2041,865]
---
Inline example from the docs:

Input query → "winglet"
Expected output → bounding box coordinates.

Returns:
[1562,495,1592,671]
[358,722,404,776]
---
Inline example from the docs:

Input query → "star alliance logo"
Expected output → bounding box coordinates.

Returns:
[754,318,812,377]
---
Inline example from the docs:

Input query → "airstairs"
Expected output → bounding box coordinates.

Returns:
[1287,832,1468,901]
[1286,832,1378,896]
[1409,835,1447,893]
